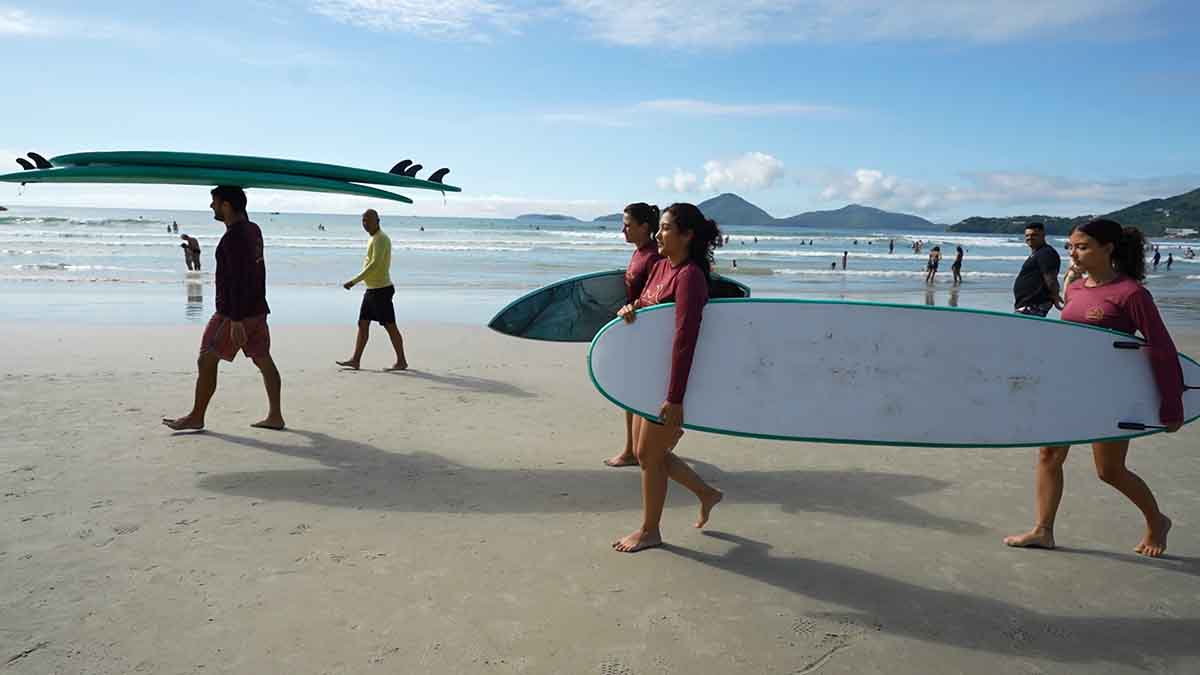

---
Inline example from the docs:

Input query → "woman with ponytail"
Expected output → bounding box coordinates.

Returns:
[1005,219,1184,557]
[612,203,725,553]
[605,203,664,468]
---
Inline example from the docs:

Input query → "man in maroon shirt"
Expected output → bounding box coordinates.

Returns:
[163,186,285,431]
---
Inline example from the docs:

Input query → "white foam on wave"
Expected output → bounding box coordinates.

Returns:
[771,268,1012,278]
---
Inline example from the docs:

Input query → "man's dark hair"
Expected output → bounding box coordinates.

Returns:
[211,186,248,212]
[1025,222,1046,232]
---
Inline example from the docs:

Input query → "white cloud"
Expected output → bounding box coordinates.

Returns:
[811,168,1200,215]
[541,98,843,127]
[656,169,700,193]
[0,8,41,34]
[563,0,1147,48]
[657,152,785,193]
[309,0,526,40]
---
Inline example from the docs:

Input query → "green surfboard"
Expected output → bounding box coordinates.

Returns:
[0,165,414,203]
[50,151,460,193]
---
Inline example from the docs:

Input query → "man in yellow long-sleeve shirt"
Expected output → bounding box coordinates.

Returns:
[337,209,408,370]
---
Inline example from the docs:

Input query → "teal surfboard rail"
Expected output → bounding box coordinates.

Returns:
[587,297,1200,448]
[489,268,750,342]
[50,151,461,193]
[0,165,414,203]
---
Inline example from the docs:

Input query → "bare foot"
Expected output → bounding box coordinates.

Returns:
[696,488,723,528]
[612,529,662,553]
[1003,527,1056,550]
[386,361,408,371]
[1135,515,1171,558]
[162,414,204,431]
[336,360,360,370]
[603,453,638,467]
[251,416,286,431]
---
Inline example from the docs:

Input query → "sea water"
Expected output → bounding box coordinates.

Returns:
[3,205,1199,328]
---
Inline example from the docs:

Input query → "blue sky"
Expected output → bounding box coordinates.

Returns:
[2,0,1199,222]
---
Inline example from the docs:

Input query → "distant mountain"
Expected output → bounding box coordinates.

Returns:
[516,213,580,222]
[594,213,623,222]
[697,193,775,226]
[777,204,936,231]
[947,187,1200,237]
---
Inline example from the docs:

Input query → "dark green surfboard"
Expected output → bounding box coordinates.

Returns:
[50,151,460,193]
[0,165,414,203]
[489,269,751,342]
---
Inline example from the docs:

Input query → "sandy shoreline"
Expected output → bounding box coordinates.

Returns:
[3,322,1200,674]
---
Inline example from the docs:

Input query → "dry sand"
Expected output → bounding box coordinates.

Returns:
[2,322,1199,674]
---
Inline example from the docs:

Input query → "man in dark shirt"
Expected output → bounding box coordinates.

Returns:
[1013,222,1062,317]
[163,186,284,431]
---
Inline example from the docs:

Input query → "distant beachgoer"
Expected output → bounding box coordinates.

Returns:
[611,203,724,553]
[337,209,408,371]
[167,225,172,234]
[831,262,836,269]
[889,239,895,254]
[172,220,179,233]
[925,246,941,284]
[1153,247,1161,269]
[732,259,737,268]
[753,236,758,243]
[1013,222,1062,317]
[1185,247,1194,259]
[605,202,664,469]
[180,234,201,271]
[841,251,848,270]
[419,226,425,232]
[951,245,964,286]
[163,186,284,432]
[853,239,858,245]
[1166,253,1173,270]
[1004,219,1181,557]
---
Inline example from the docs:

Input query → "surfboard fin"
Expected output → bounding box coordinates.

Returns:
[27,152,52,169]
[390,160,412,175]
[402,163,423,177]
[428,168,450,183]
[16,158,34,170]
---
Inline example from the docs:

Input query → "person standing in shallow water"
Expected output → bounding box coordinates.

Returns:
[1004,219,1183,557]
[163,186,284,432]
[337,209,408,371]
[605,203,664,468]
[951,245,964,286]
[612,203,724,553]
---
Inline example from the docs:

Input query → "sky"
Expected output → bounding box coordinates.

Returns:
[2,0,1199,222]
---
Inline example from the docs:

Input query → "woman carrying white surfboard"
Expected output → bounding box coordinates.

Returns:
[612,203,725,554]
[605,203,664,468]
[1004,219,1184,557]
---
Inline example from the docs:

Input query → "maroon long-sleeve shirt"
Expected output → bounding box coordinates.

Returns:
[1061,276,1185,424]
[637,258,709,404]
[214,219,270,321]
[625,243,663,304]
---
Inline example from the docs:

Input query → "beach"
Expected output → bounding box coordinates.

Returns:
[3,322,1200,674]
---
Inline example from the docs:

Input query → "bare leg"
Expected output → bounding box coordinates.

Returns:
[1004,445,1069,549]
[604,410,638,467]
[250,355,285,430]
[666,454,723,527]
[383,322,408,370]
[337,320,370,369]
[163,351,220,430]
[1091,441,1171,557]
[614,417,671,553]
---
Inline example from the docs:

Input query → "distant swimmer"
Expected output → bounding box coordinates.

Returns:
[842,250,848,270]
[951,245,964,286]
[337,209,408,371]
[604,203,664,469]
[180,234,201,271]
[611,203,723,553]
[925,246,941,284]
[163,186,284,432]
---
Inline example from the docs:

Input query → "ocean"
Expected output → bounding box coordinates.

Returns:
[3,205,1199,329]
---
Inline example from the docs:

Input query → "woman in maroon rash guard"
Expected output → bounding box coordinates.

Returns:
[604,203,664,468]
[1004,219,1184,558]
[612,203,725,553]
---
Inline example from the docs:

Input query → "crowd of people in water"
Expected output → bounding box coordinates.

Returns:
[163,188,1185,559]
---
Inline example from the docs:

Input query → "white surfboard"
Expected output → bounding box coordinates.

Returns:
[588,299,1200,447]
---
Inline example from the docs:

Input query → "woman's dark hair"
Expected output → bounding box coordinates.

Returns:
[211,185,248,212]
[931,246,941,252]
[1070,218,1147,281]
[663,202,723,279]
[623,202,660,236]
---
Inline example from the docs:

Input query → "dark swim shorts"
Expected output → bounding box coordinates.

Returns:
[359,285,397,325]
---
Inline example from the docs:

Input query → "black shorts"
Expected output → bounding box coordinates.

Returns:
[359,285,396,325]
